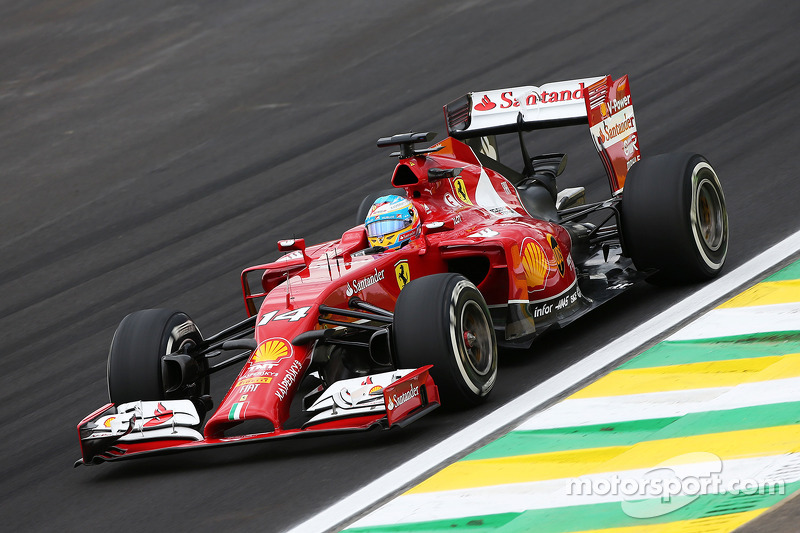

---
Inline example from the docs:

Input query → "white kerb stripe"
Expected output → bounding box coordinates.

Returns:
[668,302,800,341]
[518,375,800,431]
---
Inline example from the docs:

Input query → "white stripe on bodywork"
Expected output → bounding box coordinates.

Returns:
[475,167,520,218]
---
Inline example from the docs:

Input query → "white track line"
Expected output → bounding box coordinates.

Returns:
[285,229,800,533]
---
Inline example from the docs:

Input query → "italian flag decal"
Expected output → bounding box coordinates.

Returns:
[228,402,248,421]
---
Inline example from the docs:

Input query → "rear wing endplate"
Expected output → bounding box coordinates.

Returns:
[584,75,641,191]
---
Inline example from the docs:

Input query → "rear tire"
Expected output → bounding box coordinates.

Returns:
[622,153,728,282]
[394,273,497,407]
[107,309,207,405]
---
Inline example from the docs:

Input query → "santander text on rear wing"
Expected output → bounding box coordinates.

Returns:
[584,75,641,191]
[443,75,641,192]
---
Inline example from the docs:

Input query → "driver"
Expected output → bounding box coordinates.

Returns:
[364,195,421,250]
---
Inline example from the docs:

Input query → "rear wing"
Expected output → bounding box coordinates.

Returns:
[443,75,641,192]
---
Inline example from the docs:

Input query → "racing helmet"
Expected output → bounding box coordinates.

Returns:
[364,195,421,250]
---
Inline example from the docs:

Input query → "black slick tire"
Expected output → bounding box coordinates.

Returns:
[394,273,498,407]
[621,153,728,282]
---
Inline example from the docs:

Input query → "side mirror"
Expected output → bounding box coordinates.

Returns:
[427,167,462,181]
[278,238,305,252]
[277,238,311,268]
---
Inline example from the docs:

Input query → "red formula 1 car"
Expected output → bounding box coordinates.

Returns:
[76,75,729,465]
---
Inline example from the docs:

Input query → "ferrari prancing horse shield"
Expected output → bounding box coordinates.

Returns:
[395,260,411,290]
[453,178,473,205]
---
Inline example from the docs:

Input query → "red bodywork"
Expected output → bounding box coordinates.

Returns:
[212,136,580,437]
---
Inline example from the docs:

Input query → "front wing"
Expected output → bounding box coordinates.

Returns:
[75,367,439,466]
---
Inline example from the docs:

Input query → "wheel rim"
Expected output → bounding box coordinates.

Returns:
[695,178,725,252]
[690,162,728,270]
[459,300,493,376]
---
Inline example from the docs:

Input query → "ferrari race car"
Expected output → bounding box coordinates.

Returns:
[76,75,729,466]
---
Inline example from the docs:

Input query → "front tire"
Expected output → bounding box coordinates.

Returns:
[107,309,207,405]
[394,274,498,407]
[622,153,728,282]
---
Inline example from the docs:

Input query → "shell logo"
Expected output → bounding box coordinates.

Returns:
[369,385,383,396]
[600,101,608,118]
[521,239,548,290]
[252,338,292,363]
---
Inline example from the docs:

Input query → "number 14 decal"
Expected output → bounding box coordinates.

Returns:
[258,306,311,326]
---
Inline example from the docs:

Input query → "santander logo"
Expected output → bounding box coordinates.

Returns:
[475,83,590,113]
[345,268,385,297]
[474,95,496,111]
[386,384,420,412]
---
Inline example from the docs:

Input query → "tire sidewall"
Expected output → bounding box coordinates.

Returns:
[447,278,498,398]
[686,160,728,275]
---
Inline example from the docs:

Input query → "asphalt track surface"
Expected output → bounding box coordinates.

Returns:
[1,1,798,532]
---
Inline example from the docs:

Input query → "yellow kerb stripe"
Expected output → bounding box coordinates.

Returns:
[569,354,800,399]
[407,424,800,494]
[718,280,800,309]
[566,508,765,533]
